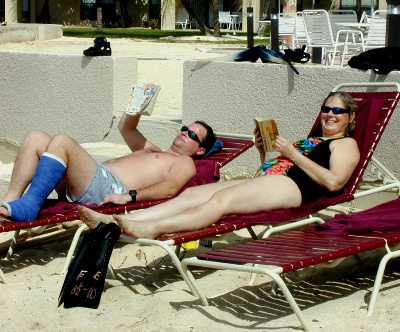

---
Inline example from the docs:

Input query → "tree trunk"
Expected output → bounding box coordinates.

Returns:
[37,0,50,23]
[181,0,212,35]
[209,0,220,36]
[119,0,131,27]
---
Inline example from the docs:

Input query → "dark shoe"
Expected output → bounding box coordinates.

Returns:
[83,37,112,56]
[284,45,310,63]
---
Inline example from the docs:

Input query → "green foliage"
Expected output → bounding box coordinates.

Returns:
[63,27,202,39]
[263,25,271,38]
[62,27,270,45]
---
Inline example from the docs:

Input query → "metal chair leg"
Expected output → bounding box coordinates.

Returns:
[368,250,400,316]
[6,230,20,259]
[62,224,88,274]
[0,267,6,283]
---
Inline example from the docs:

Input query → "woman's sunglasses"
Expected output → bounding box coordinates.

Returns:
[320,105,350,115]
[181,125,203,146]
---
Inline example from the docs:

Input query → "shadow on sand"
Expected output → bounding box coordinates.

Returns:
[169,260,400,329]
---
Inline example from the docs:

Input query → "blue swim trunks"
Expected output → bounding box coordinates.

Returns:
[66,164,127,205]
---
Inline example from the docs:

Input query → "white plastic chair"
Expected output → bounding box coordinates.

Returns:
[279,15,296,48]
[218,11,231,29]
[176,19,189,30]
[230,12,242,31]
[276,13,307,50]
[227,14,241,33]
[176,7,190,30]
[364,15,386,50]
[294,12,308,47]
[329,9,358,38]
[373,10,387,17]
[303,9,364,66]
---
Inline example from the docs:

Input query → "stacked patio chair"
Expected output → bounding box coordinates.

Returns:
[278,15,297,48]
[329,9,358,38]
[364,14,386,50]
[278,13,307,49]
[294,12,308,48]
[303,9,364,66]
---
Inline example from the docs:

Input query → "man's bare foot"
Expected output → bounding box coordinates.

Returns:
[0,205,9,216]
[0,215,12,222]
[78,206,117,230]
[113,215,157,239]
[0,205,11,222]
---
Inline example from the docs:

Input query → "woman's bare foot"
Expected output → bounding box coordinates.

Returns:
[78,206,117,230]
[113,215,157,239]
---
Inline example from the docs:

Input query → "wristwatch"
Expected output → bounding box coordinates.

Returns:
[128,189,137,202]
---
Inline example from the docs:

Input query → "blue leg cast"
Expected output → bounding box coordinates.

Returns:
[8,153,67,221]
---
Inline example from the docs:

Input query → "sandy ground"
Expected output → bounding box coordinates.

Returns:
[1,37,400,332]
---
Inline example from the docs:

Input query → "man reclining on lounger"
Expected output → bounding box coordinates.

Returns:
[0,101,216,222]
[78,92,360,239]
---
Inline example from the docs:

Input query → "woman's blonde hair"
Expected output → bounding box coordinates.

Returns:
[323,91,358,135]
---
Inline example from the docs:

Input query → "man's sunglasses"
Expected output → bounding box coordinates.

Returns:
[320,105,350,115]
[181,125,203,146]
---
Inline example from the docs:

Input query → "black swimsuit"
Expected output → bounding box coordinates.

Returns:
[286,138,344,204]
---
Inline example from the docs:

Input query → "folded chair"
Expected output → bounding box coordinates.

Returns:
[181,198,400,331]
[61,82,400,295]
[0,134,254,283]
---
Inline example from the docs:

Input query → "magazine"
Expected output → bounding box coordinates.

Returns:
[254,118,279,153]
[126,83,161,116]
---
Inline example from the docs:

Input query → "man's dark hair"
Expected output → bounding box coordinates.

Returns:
[195,120,217,155]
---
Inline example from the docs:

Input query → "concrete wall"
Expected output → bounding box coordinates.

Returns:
[0,53,137,145]
[0,23,62,43]
[182,60,400,176]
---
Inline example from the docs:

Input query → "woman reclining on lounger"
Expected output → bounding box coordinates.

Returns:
[79,92,360,239]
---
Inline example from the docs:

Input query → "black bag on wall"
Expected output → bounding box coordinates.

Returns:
[348,47,400,75]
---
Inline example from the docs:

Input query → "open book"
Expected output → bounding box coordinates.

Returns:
[126,83,161,116]
[254,118,279,153]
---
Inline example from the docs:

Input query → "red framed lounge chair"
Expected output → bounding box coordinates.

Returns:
[63,82,400,292]
[181,198,400,331]
[0,134,254,283]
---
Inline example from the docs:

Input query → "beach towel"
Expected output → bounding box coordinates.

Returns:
[315,198,400,235]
